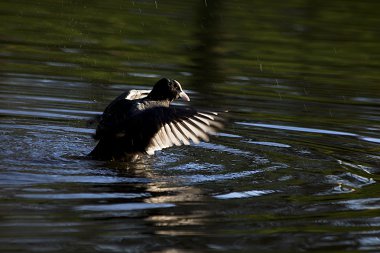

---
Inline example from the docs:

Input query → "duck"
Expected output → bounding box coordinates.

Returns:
[89,78,223,161]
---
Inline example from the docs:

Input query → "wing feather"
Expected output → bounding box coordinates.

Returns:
[164,124,181,146]
[181,120,209,142]
[169,122,191,145]
[100,105,224,155]
[176,121,200,144]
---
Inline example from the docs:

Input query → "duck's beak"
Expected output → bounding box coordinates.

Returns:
[179,91,190,102]
[173,80,190,102]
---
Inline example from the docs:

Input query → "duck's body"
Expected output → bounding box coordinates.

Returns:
[89,78,222,161]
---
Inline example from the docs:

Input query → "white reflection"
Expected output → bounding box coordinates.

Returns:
[214,189,276,199]
[339,198,380,211]
[237,122,357,136]
[76,203,175,211]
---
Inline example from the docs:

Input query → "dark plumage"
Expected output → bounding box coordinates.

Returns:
[89,78,223,161]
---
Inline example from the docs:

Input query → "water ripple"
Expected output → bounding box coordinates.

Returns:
[245,140,291,148]
[180,169,262,184]
[76,203,175,212]
[0,94,93,104]
[0,109,86,120]
[237,122,380,146]
[16,192,151,200]
[237,122,357,136]
[0,172,151,186]
[338,198,380,211]
[0,124,93,134]
[166,162,224,172]
[198,142,251,155]
[214,189,276,199]
[360,136,380,144]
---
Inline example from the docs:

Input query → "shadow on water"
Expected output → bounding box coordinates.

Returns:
[0,0,380,252]
[190,0,225,96]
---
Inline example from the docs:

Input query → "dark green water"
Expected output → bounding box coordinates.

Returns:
[1,0,380,252]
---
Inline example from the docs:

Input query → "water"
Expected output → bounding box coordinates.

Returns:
[1,0,380,252]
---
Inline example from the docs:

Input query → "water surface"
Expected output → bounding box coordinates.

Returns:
[1,0,380,252]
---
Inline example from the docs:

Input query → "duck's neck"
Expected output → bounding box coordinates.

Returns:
[143,98,171,107]
[147,93,175,103]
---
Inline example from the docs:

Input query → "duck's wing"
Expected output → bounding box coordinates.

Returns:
[104,89,151,111]
[125,89,151,100]
[90,89,151,139]
[126,106,224,155]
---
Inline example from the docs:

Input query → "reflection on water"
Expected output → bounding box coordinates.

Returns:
[214,189,276,199]
[1,0,380,252]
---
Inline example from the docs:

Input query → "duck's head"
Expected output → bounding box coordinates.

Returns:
[147,78,190,102]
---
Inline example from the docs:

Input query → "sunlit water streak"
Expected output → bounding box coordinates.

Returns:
[237,121,380,146]
[214,189,276,199]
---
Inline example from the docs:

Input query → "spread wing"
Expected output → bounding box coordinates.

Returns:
[126,106,224,155]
